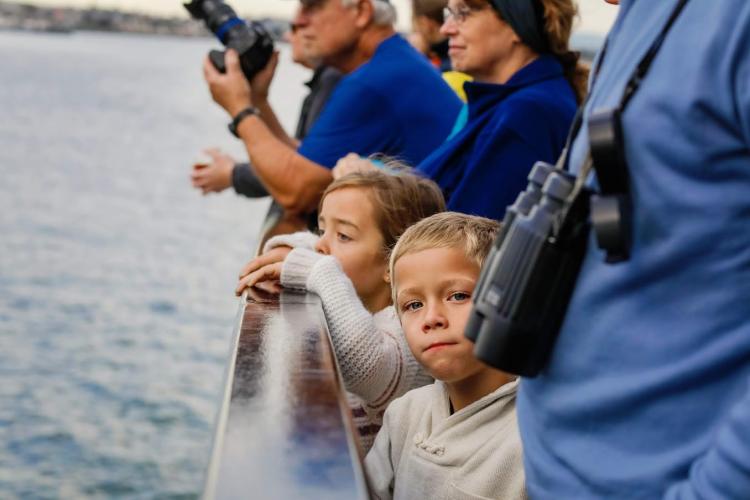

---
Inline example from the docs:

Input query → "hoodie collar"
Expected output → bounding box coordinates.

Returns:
[464,54,564,117]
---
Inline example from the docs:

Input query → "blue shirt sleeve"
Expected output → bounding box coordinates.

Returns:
[297,80,399,169]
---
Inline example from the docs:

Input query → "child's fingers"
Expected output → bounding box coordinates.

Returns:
[248,263,282,287]
[235,274,252,296]
[235,271,262,296]
[235,263,282,295]
[238,247,291,278]
[239,252,277,278]
[239,257,264,279]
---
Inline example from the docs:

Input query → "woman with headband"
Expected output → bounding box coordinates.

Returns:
[415,0,586,220]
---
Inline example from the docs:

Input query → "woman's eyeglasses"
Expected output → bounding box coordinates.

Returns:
[443,5,476,24]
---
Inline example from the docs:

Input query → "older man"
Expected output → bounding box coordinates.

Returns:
[204,0,461,214]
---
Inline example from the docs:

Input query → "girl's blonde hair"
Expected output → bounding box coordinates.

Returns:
[388,212,500,302]
[320,169,446,254]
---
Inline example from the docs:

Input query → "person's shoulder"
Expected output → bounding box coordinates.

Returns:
[510,77,575,113]
[354,35,438,83]
[487,79,576,135]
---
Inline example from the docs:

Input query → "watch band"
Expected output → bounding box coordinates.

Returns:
[228,106,260,138]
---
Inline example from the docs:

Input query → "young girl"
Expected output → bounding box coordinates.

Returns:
[236,170,445,451]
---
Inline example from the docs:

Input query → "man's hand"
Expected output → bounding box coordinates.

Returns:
[332,153,380,179]
[236,246,292,296]
[250,51,280,103]
[203,49,253,117]
[191,148,235,194]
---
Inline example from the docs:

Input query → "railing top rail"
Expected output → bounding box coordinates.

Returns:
[203,288,369,500]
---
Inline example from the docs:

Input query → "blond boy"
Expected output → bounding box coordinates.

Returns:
[365,212,526,500]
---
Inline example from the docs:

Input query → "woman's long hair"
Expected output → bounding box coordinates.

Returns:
[540,0,589,103]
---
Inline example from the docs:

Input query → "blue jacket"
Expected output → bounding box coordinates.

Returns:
[298,35,462,169]
[518,1,750,498]
[417,55,576,220]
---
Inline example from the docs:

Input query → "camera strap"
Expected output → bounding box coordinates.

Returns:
[560,0,690,261]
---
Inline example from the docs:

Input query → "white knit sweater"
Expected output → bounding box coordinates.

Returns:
[264,232,433,452]
[365,380,527,500]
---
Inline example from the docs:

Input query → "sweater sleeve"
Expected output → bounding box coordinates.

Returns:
[664,380,750,499]
[281,248,429,408]
[262,231,319,254]
[231,163,270,198]
[364,408,396,500]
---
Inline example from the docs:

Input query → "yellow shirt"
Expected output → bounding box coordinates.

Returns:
[442,71,473,102]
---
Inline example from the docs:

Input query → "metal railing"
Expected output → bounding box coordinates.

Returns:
[202,209,369,499]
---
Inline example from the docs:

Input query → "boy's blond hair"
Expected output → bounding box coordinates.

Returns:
[320,170,446,254]
[389,212,500,302]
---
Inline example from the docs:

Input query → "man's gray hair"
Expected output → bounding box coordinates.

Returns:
[341,0,397,26]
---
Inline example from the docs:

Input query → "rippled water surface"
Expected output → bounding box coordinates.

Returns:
[0,30,308,499]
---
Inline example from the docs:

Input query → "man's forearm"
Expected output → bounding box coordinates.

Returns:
[236,114,332,214]
[255,98,300,149]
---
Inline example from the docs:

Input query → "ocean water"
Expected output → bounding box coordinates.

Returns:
[0,30,309,499]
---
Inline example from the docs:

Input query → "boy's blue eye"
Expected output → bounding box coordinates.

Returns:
[337,232,352,242]
[449,292,471,301]
[315,227,325,237]
[402,301,422,312]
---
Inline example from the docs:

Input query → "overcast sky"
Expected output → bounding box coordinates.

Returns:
[21,0,619,33]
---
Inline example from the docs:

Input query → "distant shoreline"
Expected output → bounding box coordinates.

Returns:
[0,1,290,39]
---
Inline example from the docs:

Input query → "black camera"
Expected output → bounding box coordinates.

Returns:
[184,0,274,81]
[465,163,592,377]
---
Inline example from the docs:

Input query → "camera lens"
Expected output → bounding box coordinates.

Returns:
[183,0,274,80]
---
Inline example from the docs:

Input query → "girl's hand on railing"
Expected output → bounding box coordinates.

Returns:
[235,261,283,296]
[236,246,292,296]
[239,246,291,277]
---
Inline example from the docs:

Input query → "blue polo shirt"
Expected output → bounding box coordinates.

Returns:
[416,55,576,220]
[297,35,462,168]
[518,1,750,498]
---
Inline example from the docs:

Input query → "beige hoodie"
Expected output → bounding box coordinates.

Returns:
[365,379,527,500]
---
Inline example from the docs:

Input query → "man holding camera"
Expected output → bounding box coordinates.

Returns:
[191,25,343,197]
[517,0,750,498]
[203,0,462,215]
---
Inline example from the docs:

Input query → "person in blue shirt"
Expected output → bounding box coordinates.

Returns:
[203,0,461,216]
[518,1,750,498]
[414,0,585,220]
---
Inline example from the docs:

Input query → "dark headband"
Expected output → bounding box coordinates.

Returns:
[489,0,549,54]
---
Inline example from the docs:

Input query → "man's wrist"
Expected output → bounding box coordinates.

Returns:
[228,106,261,138]
[227,100,253,118]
